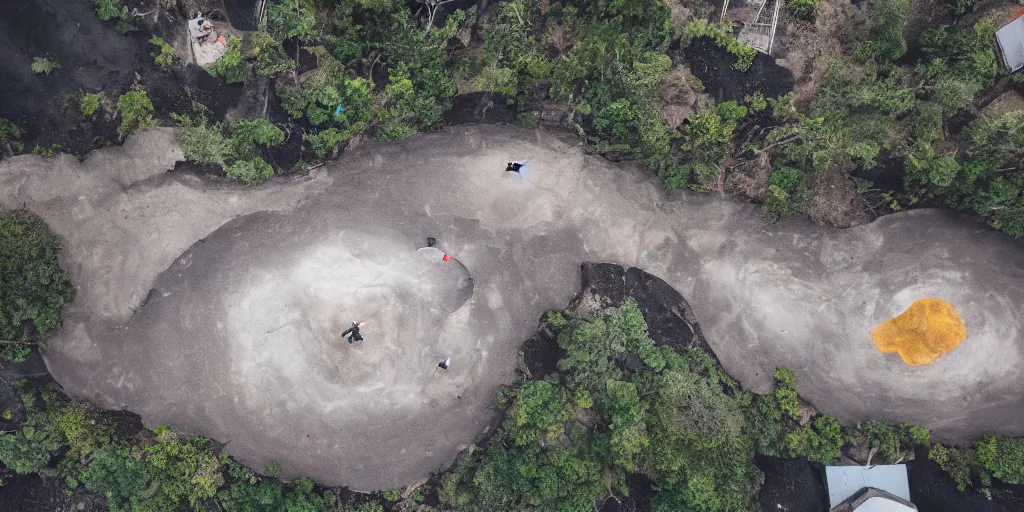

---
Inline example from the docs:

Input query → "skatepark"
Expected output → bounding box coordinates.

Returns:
[2,125,1023,491]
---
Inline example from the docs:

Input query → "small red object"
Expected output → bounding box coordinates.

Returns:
[442,254,451,262]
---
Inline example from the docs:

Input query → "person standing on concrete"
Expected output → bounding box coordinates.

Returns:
[438,357,451,370]
[342,321,364,343]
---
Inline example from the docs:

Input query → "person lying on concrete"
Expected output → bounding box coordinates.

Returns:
[505,162,524,173]
[342,321,364,343]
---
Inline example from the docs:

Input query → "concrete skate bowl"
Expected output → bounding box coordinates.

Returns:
[2,125,1024,490]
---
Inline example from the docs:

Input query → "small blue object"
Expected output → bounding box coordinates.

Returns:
[335,105,344,116]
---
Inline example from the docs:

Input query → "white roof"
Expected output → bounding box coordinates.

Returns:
[826,465,911,508]
[995,15,1024,72]
[855,496,916,512]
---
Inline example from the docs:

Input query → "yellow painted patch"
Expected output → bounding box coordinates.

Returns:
[871,298,967,365]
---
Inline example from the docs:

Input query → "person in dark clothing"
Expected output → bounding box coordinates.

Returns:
[505,162,524,173]
[427,237,437,247]
[438,357,451,370]
[342,322,364,343]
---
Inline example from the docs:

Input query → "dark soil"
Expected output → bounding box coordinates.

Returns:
[598,473,655,512]
[444,91,517,125]
[755,456,830,512]
[681,37,795,103]
[908,446,1024,512]
[520,324,564,378]
[0,0,146,156]
[856,151,906,194]
[0,473,107,512]
[223,0,259,31]
[0,0,244,158]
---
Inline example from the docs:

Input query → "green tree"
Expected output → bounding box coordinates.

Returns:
[853,0,908,63]
[0,211,74,361]
[916,20,1000,115]
[0,390,68,473]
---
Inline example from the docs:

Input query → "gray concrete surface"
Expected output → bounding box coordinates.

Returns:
[2,125,1024,490]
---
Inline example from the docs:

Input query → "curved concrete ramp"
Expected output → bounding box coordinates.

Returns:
[1,125,1023,490]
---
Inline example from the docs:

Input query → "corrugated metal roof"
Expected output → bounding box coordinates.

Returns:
[826,465,911,508]
[856,496,917,512]
[996,15,1024,72]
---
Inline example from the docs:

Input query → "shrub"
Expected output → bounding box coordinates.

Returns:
[786,415,845,464]
[745,92,768,113]
[905,149,959,189]
[177,118,231,167]
[0,118,23,155]
[682,20,757,72]
[116,88,154,137]
[929,444,974,490]
[247,30,294,77]
[207,37,248,84]
[978,435,1024,485]
[773,368,800,420]
[31,57,59,75]
[175,115,283,185]
[149,36,174,71]
[0,211,75,361]
[786,0,820,19]
[304,128,349,158]
[33,144,61,157]
[80,92,103,118]
[763,167,811,221]
[672,101,747,188]
[94,0,129,22]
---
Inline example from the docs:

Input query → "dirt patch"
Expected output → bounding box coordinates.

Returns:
[444,91,517,125]
[981,89,1024,118]
[806,168,872,228]
[681,37,795,103]
[659,65,712,131]
[771,0,859,108]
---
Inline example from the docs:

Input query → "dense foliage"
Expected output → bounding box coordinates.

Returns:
[0,382,341,512]
[175,115,285,185]
[0,211,74,362]
[439,300,880,511]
